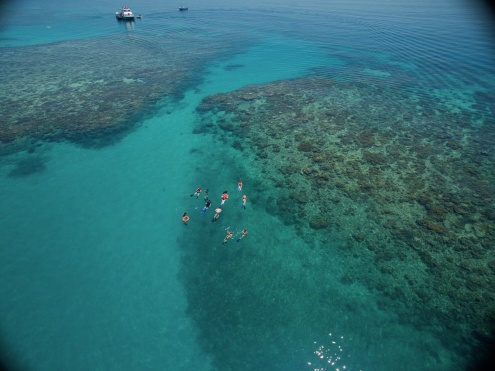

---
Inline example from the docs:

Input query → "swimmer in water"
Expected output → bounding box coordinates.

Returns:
[237,229,248,242]
[182,212,190,225]
[190,187,201,198]
[222,231,233,244]
[212,208,222,222]
[220,191,229,205]
[201,199,212,213]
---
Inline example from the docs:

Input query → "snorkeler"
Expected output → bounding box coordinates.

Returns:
[190,187,201,198]
[242,194,247,209]
[220,191,229,205]
[212,208,222,222]
[204,189,209,201]
[182,212,190,225]
[237,229,248,242]
[201,200,212,213]
[222,231,234,244]
[237,181,243,192]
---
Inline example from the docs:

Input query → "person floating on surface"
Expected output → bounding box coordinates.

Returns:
[222,231,233,244]
[182,212,190,225]
[212,208,222,222]
[237,181,243,192]
[242,194,247,209]
[237,229,248,242]
[201,200,212,213]
[204,189,209,201]
[190,187,201,198]
[220,191,229,205]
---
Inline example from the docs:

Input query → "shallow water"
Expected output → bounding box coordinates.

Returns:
[1,0,494,370]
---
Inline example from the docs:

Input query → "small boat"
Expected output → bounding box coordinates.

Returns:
[179,6,188,11]
[116,6,135,20]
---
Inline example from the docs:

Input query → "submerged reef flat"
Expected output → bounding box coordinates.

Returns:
[0,34,244,154]
[191,76,495,366]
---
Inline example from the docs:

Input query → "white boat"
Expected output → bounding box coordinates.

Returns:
[116,6,135,20]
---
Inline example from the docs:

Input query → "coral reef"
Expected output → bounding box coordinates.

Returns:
[192,76,495,357]
[0,34,248,154]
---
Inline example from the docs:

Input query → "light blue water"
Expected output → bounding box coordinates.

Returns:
[0,5,338,368]
[1,0,494,370]
[0,100,211,369]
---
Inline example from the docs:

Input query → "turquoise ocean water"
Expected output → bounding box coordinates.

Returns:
[1,0,494,370]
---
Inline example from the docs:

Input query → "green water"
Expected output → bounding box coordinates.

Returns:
[1,0,494,370]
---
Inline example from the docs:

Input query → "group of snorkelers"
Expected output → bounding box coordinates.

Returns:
[182,181,248,244]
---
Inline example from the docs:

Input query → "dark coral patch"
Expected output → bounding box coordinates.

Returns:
[8,157,46,177]
[0,32,249,155]
[192,75,495,363]
[309,217,329,229]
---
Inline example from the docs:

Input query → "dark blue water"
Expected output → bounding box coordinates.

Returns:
[1,0,494,370]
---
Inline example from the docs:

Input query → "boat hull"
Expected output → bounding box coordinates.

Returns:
[116,15,135,20]
[116,7,135,21]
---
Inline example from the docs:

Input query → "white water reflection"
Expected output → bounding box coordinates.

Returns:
[307,333,359,371]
